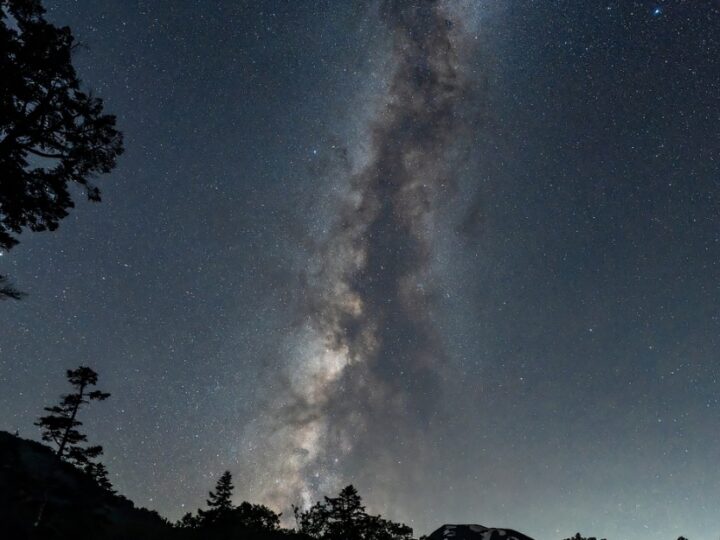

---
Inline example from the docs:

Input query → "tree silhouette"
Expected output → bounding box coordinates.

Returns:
[0,0,124,298]
[177,512,201,529]
[82,461,115,494]
[176,471,281,536]
[198,470,234,524]
[294,485,413,540]
[232,501,281,531]
[563,534,607,540]
[35,366,111,482]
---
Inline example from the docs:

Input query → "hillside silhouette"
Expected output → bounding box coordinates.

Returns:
[0,430,171,539]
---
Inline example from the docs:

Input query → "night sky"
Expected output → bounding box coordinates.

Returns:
[2,1,720,539]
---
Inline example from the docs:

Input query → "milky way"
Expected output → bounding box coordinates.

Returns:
[6,3,720,539]
[254,0,477,511]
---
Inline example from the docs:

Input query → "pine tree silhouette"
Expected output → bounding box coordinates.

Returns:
[207,471,234,511]
[198,470,234,525]
[35,366,111,483]
[33,366,112,526]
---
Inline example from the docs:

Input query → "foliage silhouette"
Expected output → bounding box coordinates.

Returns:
[207,471,234,510]
[0,274,25,299]
[176,470,282,539]
[35,366,112,488]
[294,485,413,540]
[198,470,235,525]
[0,0,123,298]
[563,534,607,540]
[82,460,115,494]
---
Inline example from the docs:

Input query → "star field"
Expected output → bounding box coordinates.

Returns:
[1,2,720,540]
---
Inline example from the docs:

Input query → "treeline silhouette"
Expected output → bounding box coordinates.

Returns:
[0,366,693,540]
[2,365,416,540]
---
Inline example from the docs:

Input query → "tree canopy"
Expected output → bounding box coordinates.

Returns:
[294,485,413,540]
[0,0,123,298]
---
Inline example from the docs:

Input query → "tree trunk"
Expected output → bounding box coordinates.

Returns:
[57,382,85,458]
